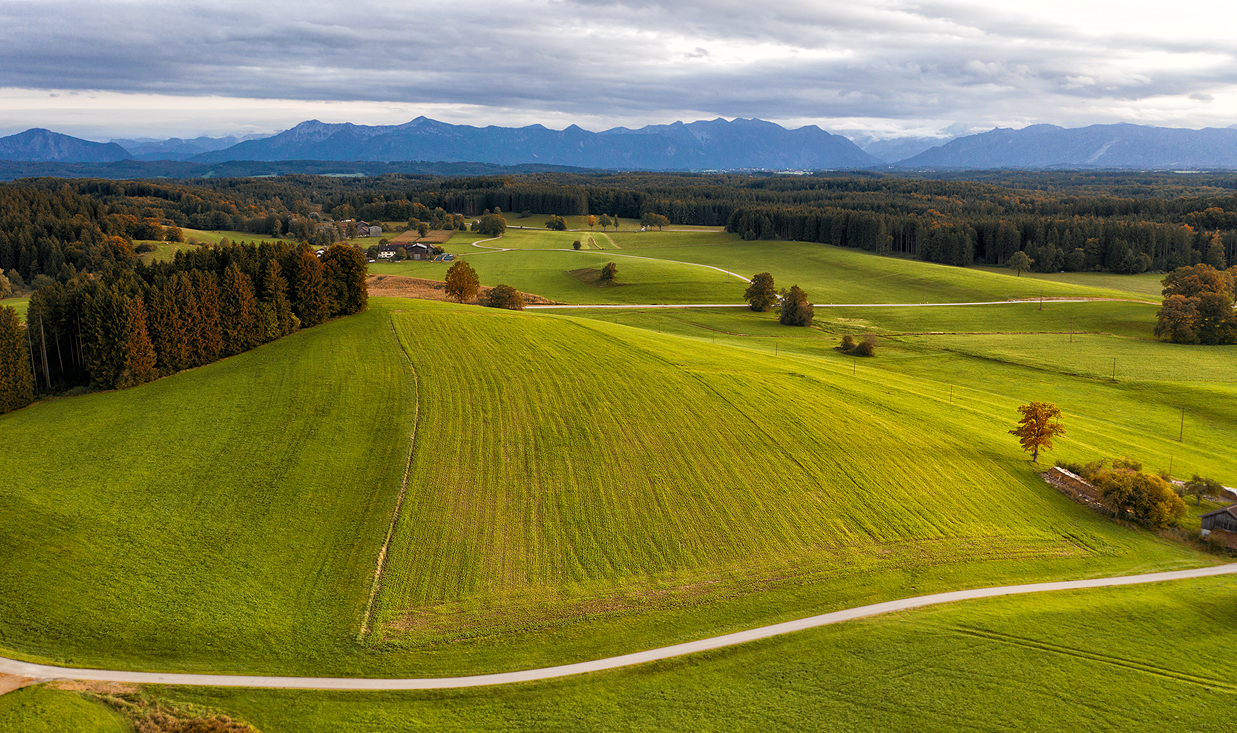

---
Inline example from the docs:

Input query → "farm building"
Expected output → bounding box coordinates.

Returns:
[1201,504,1237,535]
[378,242,436,260]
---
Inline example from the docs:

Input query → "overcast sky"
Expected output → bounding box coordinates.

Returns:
[0,0,1234,142]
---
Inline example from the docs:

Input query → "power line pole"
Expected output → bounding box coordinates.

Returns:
[1112,358,1117,381]
[1179,408,1186,442]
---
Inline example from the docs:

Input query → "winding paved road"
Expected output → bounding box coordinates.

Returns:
[2,564,1233,690]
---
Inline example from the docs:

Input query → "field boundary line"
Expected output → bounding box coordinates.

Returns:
[2,564,1233,690]
[356,316,422,641]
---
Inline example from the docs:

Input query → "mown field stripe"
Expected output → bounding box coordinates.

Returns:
[2,565,1232,690]
[357,316,422,640]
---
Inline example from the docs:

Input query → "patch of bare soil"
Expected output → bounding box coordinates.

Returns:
[0,673,40,696]
[388,228,456,245]
[367,274,556,305]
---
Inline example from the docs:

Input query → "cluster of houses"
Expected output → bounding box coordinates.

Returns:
[377,242,436,261]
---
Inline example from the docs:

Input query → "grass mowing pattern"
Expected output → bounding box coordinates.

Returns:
[568,303,1237,486]
[0,686,127,733]
[0,309,417,674]
[369,299,1214,645]
[170,575,1237,732]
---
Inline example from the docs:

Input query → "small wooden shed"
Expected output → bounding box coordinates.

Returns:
[1201,504,1237,536]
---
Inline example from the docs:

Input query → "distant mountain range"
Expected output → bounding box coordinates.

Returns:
[897,123,1237,169]
[186,117,880,169]
[4,120,1237,171]
[110,134,270,162]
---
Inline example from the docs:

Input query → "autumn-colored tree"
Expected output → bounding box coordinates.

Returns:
[0,271,11,299]
[600,262,618,282]
[1092,465,1187,528]
[321,243,368,317]
[118,294,157,389]
[0,305,34,414]
[641,212,670,230]
[744,272,777,312]
[1009,401,1064,462]
[444,260,480,303]
[1154,294,1199,343]
[1156,264,1237,344]
[484,284,526,310]
[779,285,813,326]
[1007,251,1033,276]
[587,215,598,229]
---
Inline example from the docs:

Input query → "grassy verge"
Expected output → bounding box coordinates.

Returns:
[165,574,1237,732]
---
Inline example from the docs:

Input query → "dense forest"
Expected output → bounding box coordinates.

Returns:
[3,172,1236,286]
[0,240,366,414]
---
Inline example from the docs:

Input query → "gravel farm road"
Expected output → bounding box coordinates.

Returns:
[2,564,1234,690]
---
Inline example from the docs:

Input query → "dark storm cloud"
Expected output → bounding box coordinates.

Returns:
[0,0,1233,133]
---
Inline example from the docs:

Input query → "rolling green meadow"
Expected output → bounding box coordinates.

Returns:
[2,225,1235,730]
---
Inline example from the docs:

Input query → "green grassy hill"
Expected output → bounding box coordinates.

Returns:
[0,298,1217,679]
[375,232,1161,305]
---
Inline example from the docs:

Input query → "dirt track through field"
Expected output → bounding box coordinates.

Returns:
[2,564,1233,691]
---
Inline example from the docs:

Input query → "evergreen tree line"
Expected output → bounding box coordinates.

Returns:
[13,241,366,398]
[725,205,1235,271]
[7,173,1237,285]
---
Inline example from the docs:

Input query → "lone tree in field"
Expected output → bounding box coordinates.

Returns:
[587,215,598,229]
[1007,251,1034,277]
[600,262,618,282]
[598,214,613,231]
[1009,401,1065,462]
[483,284,526,311]
[744,272,777,312]
[545,215,568,231]
[779,285,814,326]
[444,260,480,303]
[573,240,582,250]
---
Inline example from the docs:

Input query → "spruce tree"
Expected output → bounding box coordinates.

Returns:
[0,306,35,414]
[169,272,203,367]
[192,270,224,364]
[260,259,297,337]
[145,281,188,374]
[321,244,368,316]
[290,246,330,327]
[118,295,157,389]
[220,262,261,356]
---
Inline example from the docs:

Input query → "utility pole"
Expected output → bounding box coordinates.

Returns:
[950,385,954,404]
[853,355,857,375]
[1168,456,1173,476]
[1179,407,1186,442]
[1112,358,1117,381]
[1069,321,1073,343]
[1039,289,1043,311]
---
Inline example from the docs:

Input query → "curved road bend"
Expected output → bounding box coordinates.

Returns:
[2,564,1234,690]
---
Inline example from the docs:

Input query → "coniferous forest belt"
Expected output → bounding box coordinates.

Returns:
[0,241,366,415]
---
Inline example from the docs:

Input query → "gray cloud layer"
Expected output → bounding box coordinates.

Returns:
[0,0,1234,138]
